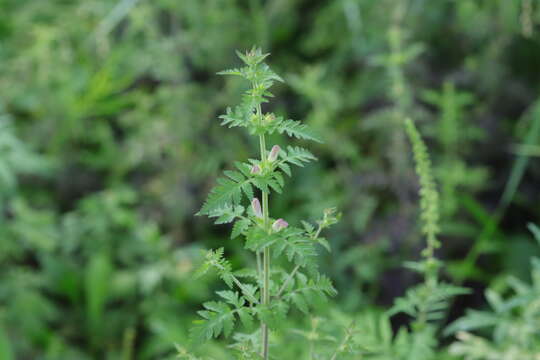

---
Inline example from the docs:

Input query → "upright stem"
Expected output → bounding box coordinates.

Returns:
[258,113,270,359]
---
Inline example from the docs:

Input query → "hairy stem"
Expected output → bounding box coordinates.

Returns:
[330,326,353,360]
[259,115,270,359]
[276,264,299,298]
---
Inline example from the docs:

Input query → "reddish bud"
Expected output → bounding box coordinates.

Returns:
[252,198,263,218]
[268,145,281,162]
[272,218,288,232]
[251,164,261,175]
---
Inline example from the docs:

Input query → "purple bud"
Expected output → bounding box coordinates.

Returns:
[272,218,288,232]
[252,198,263,218]
[268,145,281,162]
[250,164,261,175]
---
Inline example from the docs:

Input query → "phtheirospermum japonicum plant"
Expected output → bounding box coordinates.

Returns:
[190,48,339,358]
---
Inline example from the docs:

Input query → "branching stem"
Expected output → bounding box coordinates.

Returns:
[276,223,323,298]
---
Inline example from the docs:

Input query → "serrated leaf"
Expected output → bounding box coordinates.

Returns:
[235,161,253,177]
[267,178,282,193]
[190,301,236,342]
[217,290,245,308]
[224,170,244,182]
[278,162,291,176]
[282,275,336,309]
[301,220,314,233]
[290,293,308,314]
[217,68,246,77]
[219,106,249,128]
[444,310,499,335]
[256,301,289,329]
[209,205,244,224]
[245,227,280,251]
[252,178,268,193]
[198,172,252,215]
[237,308,254,329]
[231,218,251,239]
[279,146,317,168]
[273,171,284,188]
[317,237,331,252]
[277,119,322,143]
[274,235,317,269]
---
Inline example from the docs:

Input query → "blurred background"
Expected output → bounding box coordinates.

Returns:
[1,0,539,358]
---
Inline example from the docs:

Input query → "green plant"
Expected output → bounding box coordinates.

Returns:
[446,223,540,360]
[190,48,339,359]
[382,119,468,357]
[316,119,469,360]
[307,118,469,360]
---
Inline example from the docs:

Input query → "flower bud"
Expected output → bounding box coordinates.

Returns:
[250,164,261,175]
[272,218,288,232]
[264,113,276,123]
[251,198,263,218]
[268,145,281,162]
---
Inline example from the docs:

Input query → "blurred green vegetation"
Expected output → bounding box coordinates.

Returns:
[1,0,539,358]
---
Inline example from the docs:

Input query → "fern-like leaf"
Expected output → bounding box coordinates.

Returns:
[208,205,245,224]
[277,119,322,143]
[191,301,236,341]
[198,171,253,216]
[279,146,317,168]
[273,227,318,270]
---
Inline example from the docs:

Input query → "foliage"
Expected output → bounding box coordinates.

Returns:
[1,0,540,359]
[187,49,338,359]
[446,224,540,360]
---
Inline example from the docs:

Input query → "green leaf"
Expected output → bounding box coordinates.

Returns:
[237,308,255,329]
[278,162,291,177]
[231,218,251,239]
[317,237,331,252]
[256,301,289,329]
[282,275,337,309]
[208,205,245,224]
[191,301,236,342]
[196,248,235,288]
[235,48,270,67]
[301,220,315,233]
[290,292,308,314]
[277,119,322,143]
[217,68,246,77]
[444,310,499,335]
[245,227,281,252]
[219,106,249,128]
[279,146,317,168]
[272,171,284,188]
[217,290,245,308]
[198,171,253,215]
[273,228,318,269]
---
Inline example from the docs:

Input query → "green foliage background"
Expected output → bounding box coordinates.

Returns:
[1,0,539,359]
